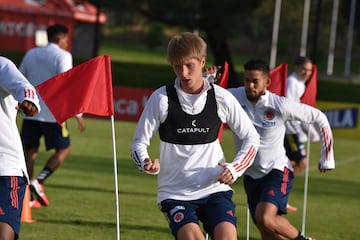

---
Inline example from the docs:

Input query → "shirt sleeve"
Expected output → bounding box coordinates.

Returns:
[282,98,335,169]
[130,87,166,172]
[0,57,41,112]
[217,87,260,181]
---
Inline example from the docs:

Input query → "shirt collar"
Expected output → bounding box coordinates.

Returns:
[254,90,270,107]
[174,78,211,94]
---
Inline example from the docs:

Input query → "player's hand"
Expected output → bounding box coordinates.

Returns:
[143,158,160,174]
[218,162,234,184]
[17,100,38,116]
[76,116,86,132]
[204,65,221,75]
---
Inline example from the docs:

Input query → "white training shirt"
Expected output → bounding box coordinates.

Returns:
[131,79,260,203]
[286,72,306,102]
[19,43,72,122]
[228,87,335,179]
[0,56,40,180]
[286,72,308,135]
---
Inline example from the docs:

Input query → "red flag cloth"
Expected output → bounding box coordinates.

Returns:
[216,61,229,143]
[217,61,229,88]
[36,55,114,124]
[268,63,288,96]
[300,64,317,107]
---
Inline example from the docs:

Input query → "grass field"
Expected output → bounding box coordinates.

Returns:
[6,37,359,239]
[19,118,360,240]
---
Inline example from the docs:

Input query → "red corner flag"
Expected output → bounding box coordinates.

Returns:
[300,64,317,107]
[36,55,114,124]
[217,61,229,88]
[216,61,229,143]
[268,63,288,96]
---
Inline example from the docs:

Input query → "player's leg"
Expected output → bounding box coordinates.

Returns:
[160,199,205,240]
[254,168,314,239]
[0,176,26,240]
[213,222,237,240]
[24,147,39,179]
[0,222,15,240]
[293,157,307,176]
[37,123,71,184]
[243,175,285,239]
[200,191,237,240]
[31,122,71,206]
[20,119,42,179]
[255,202,296,240]
[43,147,71,174]
[284,134,307,212]
[177,223,205,240]
[41,121,71,176]
[284,134,307,176]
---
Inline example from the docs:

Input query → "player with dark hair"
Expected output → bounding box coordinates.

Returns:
[228,59,335,240]
[284,56,320,211]
[19,24,86,208]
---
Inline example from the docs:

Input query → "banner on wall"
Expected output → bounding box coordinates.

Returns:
[111,87,360,140]
[316,101,360,140]
[113,86,154,122]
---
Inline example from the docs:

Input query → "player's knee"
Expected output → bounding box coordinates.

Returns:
[255,211,275,231]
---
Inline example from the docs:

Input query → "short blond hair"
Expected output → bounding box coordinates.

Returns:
[167,32,207,65]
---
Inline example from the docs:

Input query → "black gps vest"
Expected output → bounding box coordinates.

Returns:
[158,84,222,145]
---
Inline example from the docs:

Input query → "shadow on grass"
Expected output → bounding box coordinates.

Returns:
[118,223,170,235]
[32,218,116,229]
[46,183,114,194]
[61,155,139,175]
[291,175,359,199]
[45,183,157,198]
[31,219,172,236]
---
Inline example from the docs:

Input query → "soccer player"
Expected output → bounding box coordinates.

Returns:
[130,32,260,240]
[284,56,320,212]
[285,56,320,176]
[228,59,335,240]
[0,56,40,240]
[19,24,86,208]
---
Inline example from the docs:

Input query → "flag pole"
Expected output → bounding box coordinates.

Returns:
[110,115,120,240]
[246,206,250,240]
[301,129,311,234]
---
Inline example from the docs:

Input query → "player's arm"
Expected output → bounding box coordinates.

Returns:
[130,88,164,175]
[74,113,86,132]
[217,88,260,183]
[0,57,41,114]
[283,99,335,172]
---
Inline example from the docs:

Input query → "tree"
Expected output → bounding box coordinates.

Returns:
[94,0,360,78]
[98,0,262,87]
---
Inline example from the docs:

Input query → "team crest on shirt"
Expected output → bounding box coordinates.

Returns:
[264,109,275,120]
[262,108,277,127]
[173,212,184,223]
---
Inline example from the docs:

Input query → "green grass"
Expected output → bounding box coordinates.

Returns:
[20,118,360,239]
[4,37,360,238]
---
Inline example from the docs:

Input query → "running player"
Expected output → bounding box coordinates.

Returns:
[228,59,334,240]
[19,24,86,208]
[0,56,40,240]
[130,32,260,240]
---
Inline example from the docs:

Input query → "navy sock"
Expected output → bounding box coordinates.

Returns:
[37,167,53,184]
